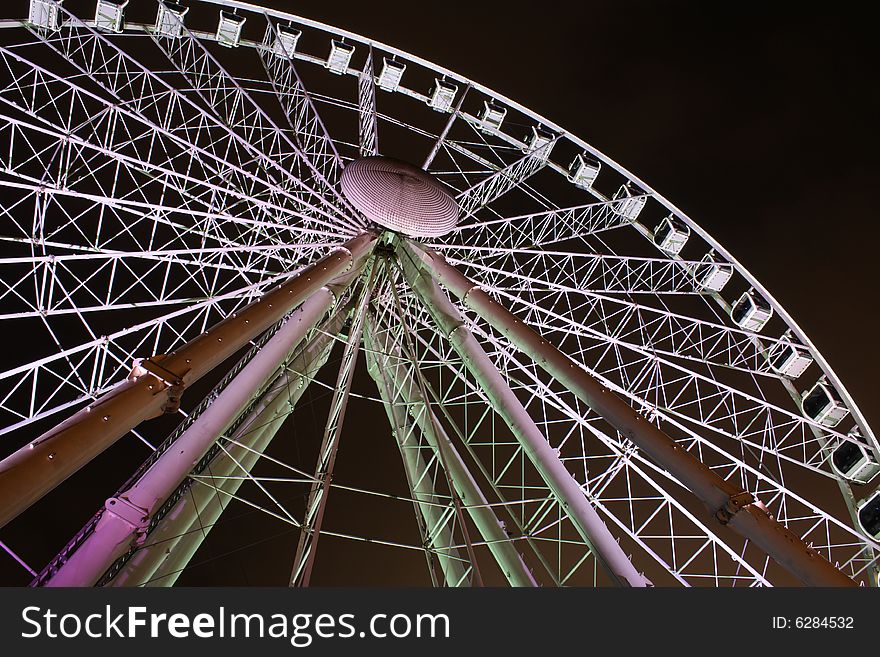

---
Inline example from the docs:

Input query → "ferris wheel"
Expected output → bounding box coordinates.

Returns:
[0,0,877,587]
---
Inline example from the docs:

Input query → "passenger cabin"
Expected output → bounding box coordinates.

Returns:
[29,0,62,30]
[378,59,405,91]
[325,41,355,75]
[767,338,813,379]
[271,25,301,57]
[216,11,245,48]
[568,154,601,190]
[801,378,849,427]
[95,0,127,33]
[832,428,880,484]
[857,491,880,540]
[653,215,690,255]
[523,127,555,161]
[155,2,189,38]
[478,101,507,134]
[155,2,188,38]
[611,184,646,222]
[694,253,733,292]
[429,79,458,112]
[730,290,773,332]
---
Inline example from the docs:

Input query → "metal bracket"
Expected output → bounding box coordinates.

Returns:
[137,357,189,414]
[103,496,149,536]
[715,491,756,525]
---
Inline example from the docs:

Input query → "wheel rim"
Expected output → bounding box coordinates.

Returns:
[0,1,875,587]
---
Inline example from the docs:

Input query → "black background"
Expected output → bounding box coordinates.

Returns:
[270,0,879,430]
[183,0,880,585]
[1,0,878,586]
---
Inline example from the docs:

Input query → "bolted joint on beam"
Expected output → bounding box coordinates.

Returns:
[130,357,190,414]
[102,496,150,537]
[715,491,756,525]
[0,233,377,533]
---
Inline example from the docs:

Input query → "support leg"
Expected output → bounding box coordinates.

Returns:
[0,232,376,530]
[364,314,472,587]
[42,258,369,586]
[107,305,350,587]
[400,239,855,587]
[399,251,649,587]
[289,267,377,586]
[365,310,537,587]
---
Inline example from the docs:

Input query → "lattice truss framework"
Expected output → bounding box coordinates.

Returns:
[0,1,876,587]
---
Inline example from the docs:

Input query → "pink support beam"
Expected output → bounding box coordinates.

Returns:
[42,249,372,587]
[0,232,376,530]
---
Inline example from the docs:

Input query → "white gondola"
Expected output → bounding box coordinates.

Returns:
[478,101,507,134]
[270,25,301,57]
[377,58,405,91]
[767,337,813,378]
[831,428,880,484]
[215,11,245,48]
[611,183,646,222]
[801,378,849,427]
[568,154,601,190]
[523,126,555,161]
[857,491,880,540]
[155,2,188,38]
[95,0,127,33]
[29,0,63,30]
[730,290,773,332]
[653,215,690,255]
[325,40,355,74]
[428,79,457,112]
[693,253,733,292]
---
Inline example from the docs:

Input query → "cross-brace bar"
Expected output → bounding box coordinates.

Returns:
[401,239,855,587]
[399,245,650,587]
[107,302,352,587]
[364,309,537,586]
[0,232,376,530]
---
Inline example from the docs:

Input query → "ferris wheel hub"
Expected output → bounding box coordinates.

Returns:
[340,156,459,238]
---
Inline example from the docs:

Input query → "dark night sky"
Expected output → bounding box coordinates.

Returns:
[274,0,880,586]
[274,0,879,435]
[2,0,878,585]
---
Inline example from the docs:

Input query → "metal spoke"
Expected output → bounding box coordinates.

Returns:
[356,45,378,157]
[290,264,377,586]
[2,2,872,589]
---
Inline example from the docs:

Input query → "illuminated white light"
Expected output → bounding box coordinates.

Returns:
[95,0,127,33]
[155,2,188,38]
[271,25,301,57]
[429,80,457,112]
[378,58,405,91]
[29,0,63,30]
[611,183,646,221]
[478,101,507,134]
[653,214,690,255]
[340,157,459,238]
[568,153,601,190]
[326,40,355,74]
[216,11,245,48]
